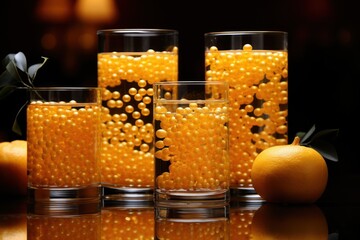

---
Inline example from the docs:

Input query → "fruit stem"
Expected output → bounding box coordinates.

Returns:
[292,136,301,145]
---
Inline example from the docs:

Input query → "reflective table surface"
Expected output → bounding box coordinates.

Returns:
[1,197,358,240]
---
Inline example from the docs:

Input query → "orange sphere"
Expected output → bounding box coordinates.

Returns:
[0,140,27,196]
[251,136,328,204]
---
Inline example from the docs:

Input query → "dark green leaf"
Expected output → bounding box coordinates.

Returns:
[299,124,316,145]
[0,86,16,100]
[28,57,48,81]
[5,61,22,84]
[0,69,18,87]
[309,139,339,162]
[11,100,28,136]
[1,53,15,67]
[297,125,339,162]
[14,52,27,72]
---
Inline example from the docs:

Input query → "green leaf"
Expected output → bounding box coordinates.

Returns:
[28,56,48,81]
[11,100,28,136]
[1,53,15,67]
[5,61,22,84]
[299,124,316,145]
[310,139,339,162]
[297,125,339,162]
[0,69,18,87]
[0,86,16,100]
[14,52,27,72]
[1,51,49,136]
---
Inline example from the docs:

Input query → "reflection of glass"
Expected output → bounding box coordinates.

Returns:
[229,202,261,240]
[250,204,328,239]
[27,213,101,240]
[205,31,288,201]
[155,206,230,239]
[101,202,154,239]
[97,29,178,201]
[27,87,101,205]
[153,81,229,207]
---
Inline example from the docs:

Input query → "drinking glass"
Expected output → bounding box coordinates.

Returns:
[153,81,229,207]
[97,29,178,201]
[205,31,288,201]
[27,87,101,206]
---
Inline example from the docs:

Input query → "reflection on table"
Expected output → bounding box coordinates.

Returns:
[0,198,351,239]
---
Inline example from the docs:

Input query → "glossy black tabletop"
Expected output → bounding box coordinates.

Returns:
[0,196,358,239]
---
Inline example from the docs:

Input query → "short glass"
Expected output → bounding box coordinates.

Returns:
[153,81,229,207]
[26,87,101,206]
[205,31,288,201]
[97,29,178,201]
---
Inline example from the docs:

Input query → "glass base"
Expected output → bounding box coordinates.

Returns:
[101,185,153,202]
[27,185,101,215]
[230,187,265,203]
[155,205,229,221]
[28,185,101,204]
[155,189,230,208]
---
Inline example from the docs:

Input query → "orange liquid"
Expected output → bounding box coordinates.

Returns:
[98,51,178,188]
[205,49,288,188]
[27,102,100,187]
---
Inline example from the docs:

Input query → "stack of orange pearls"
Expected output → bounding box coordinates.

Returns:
[27,101,100,187]
[98,49,178,188]
[154,102,229,191]
[205,44,288,189]
[156,220,229,239]
[27,213,100,239]
[101,207,154,239]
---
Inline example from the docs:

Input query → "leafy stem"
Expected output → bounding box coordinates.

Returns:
[296,124,339,162]
[0,52,48,135]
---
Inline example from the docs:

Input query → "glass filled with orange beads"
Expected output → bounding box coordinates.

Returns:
[27,87,101,205]
[153,81,229,207]
[205,31,288,201]
[97,29,178,201]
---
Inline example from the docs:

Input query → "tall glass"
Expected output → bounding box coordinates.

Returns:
[205,31,288,201]
[153,81,229,207]
[97,29,178,201]
[27,87,101,207]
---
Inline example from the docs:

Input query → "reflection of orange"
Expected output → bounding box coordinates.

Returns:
[0,200,27,240]
[0,140,27,196]
[251,203,328,239]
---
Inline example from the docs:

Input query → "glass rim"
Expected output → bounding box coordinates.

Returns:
[204,30,288,37]
[97,28,178,36]
[17,86,101,91]
[153,80,228,86]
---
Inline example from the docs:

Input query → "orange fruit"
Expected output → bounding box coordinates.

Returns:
[251,136,328,204]
[251,203,328,239]
[0,140,27,197]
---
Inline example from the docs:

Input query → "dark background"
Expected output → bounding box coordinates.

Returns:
[1,0,359,203]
